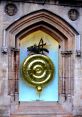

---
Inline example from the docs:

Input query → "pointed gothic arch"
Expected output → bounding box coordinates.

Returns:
[5,9,79,115]
[6,9,78,49]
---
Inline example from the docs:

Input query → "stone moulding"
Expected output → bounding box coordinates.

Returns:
[3,9,79,116]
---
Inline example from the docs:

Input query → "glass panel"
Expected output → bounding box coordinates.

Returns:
[19,30,59,101]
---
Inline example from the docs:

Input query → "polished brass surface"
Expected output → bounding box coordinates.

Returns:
[22,54,54,92]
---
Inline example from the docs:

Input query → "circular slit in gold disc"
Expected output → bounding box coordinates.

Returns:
[22,54,54,91]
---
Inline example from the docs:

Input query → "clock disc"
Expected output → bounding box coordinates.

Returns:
[22,54,54,92]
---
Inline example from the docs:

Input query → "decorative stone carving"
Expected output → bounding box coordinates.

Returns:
[61,51,72,56]
[68,9,79,21]
[5,3,17,16]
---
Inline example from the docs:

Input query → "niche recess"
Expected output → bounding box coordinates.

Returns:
[4,9,78,110]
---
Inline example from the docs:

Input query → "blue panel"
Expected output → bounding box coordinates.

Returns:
[19,31,59,101]
[19,47,58,101]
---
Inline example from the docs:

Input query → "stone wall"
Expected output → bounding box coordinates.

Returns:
[0,1,82,117]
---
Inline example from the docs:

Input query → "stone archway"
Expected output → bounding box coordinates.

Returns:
[6,9,78,49]
[5,9,79,116]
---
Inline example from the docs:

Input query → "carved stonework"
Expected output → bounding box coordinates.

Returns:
[61,50,73,101]
[61,51,72,56]
[5,10,77,116]
[5,3,17,16]
[68,9,79,21]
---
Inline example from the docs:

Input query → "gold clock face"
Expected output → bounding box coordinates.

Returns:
[22,54,54,92]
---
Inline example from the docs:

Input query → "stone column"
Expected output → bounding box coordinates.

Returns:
[60,51,72,102]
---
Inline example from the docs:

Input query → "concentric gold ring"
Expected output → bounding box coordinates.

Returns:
[22,54,54,92]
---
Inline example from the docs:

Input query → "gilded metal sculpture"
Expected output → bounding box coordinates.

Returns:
[22,39,54,92]
[27,38,49,54]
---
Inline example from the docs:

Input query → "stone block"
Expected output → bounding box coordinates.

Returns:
[0,105,10,117]
[0,80,4,95]
[0,96,10,106]
[0,69,3,78]
[10,115,73,117]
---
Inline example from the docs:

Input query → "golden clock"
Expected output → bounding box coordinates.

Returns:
[22,54,54,92]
